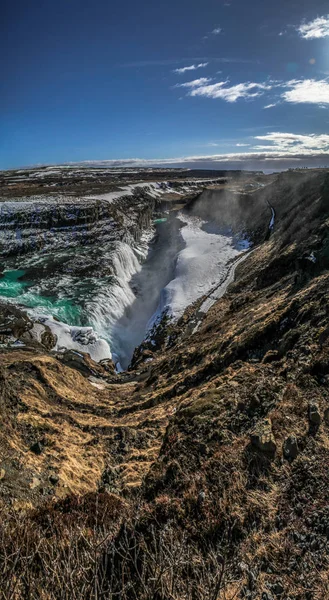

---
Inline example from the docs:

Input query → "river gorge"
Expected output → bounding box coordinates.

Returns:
[0,172,261,370]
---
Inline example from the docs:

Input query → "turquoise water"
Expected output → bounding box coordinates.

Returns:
[154,218,168,224]
[0,270,81,325]
[0,270,27,297]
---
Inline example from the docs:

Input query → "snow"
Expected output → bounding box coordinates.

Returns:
[306,252,316,263]
[151,214,250,322]
[84,182,166,203]
[84,179,225,204]
[268,203,275,230]
[35,316,112,363]
[197,250,252,316]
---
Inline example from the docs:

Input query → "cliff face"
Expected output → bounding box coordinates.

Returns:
[1,170,329,599]
[0,191,156,258]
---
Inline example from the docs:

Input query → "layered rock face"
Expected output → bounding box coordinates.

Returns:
[0,191,155,258]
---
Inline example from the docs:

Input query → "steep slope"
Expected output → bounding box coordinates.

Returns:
[1,169,329,599]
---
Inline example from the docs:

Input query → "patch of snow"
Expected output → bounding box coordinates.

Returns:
[198,250,252,316]
[83,179,225,204]
[151,214,249,321]
[268,204,275,230]
[30,322,47,343]
[35,316,112,363]
[306,252,316,263]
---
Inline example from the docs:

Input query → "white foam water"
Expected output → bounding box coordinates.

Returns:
[84,234,153,368]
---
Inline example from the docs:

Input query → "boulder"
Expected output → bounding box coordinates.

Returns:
[49,473,59,485]
[309,403,321,426]
[283,435,298,460]
[271,581,284,596]
[250,418,276,455]
[59,349,117,380]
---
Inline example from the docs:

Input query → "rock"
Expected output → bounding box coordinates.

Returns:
[59,349,117,380]
[40,328,57,350]
[309,403,321,426]
[0,468,5,481]
[263,350,280,363]
[250,418,276,455]
[198,490,206,504]
[30,441,43,455]
[283,435,298,460]
[271,581,284,596]
[0,302,33,342]
[30,476,41,490]
[101,466,118,485]
[49,473,59,485]
[99,358,116,375]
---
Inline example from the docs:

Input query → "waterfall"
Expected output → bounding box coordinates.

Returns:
[85,237,151,365]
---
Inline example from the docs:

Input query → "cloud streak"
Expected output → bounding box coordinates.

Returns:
[174,77,212,88]
[173,63,208,74]
[203,26,222,39]
[297,15,329,39]
[119,57,257,68]
[72,133,329,171]
[188,80,272,102]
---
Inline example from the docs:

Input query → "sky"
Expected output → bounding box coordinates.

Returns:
[1,0,329,171]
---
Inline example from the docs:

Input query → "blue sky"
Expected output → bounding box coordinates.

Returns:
[1,0,329,170]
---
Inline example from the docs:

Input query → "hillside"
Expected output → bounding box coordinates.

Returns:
[1,169,329,599]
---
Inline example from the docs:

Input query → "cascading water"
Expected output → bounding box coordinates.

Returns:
[0,180,249,370]
[84,236,153,367]
[107,213,184,369]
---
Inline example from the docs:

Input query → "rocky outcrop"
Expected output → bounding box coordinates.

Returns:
[250,418,277,454]
[0,303,60,351]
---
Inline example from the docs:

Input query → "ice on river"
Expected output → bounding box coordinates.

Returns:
[151,214,249,321]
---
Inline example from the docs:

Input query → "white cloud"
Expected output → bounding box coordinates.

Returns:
[188,80,272,102]
[236,143,250,147]
[297,15,329,39]
[173,62,208,74]
[175,77,212,88]
[204,26,222,39]
[72,133,329,172]
[282,79,329,104]
[253,132,329,153]
[174,75,329,107]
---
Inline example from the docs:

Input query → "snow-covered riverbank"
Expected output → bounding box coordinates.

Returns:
[149,213,250,324]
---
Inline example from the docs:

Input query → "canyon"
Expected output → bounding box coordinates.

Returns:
[1,166,329,599]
